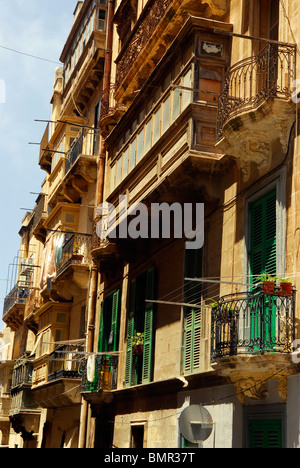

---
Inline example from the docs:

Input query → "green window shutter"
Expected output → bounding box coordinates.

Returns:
[142,267,155,384]
[183,248,203,375]
[250,188,277,281]
[97,290,120,353]
[125,280,136,387]
[111,290,120,351]
[249,419,282,448]
[97,302,104,353]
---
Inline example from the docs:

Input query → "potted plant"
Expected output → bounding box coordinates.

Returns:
[131,332,144,356]
[72,242,84,261]
[207,299,218,309]
[257,273,277,294]
[277,278,293,296]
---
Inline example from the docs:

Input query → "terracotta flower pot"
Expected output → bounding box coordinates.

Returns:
[277,282,293,296]
[133,344,144,356]
[262,281,275,294]
[72,254,84,261]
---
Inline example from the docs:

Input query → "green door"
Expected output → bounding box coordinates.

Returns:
[249,188,277,351]
[249,419,282,448]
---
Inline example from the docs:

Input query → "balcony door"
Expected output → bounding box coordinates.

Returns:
[259,0,279,42]
[249,188,277,351]
[125,267,156,387]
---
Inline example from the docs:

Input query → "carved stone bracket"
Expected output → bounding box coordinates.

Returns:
[217,99,296,181]
[212,354,296,404]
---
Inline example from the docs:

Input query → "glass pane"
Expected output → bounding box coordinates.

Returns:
[110,164,116,192]
[130,137,137,171]
[172,86,181,122]
[162,95,171,134]
[144,119,152,154]
[123,147,129,179]
[182,68,193,110]
[137,128,144,162]
[153,106,161,144]
[116,156,123,186]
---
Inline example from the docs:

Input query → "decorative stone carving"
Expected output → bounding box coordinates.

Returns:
[217,99,296,181]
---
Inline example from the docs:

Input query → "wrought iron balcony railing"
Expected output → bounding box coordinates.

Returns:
[48,344,84,382]
[81,354,118,392]
[217,42,296,139]
[3,282,30,318]
[56,233,92,278]
[11,357,33,391]
[211,289,295,360]
[65,130,84,174]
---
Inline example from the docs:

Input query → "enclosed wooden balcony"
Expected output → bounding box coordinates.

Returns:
[216,42,296,180]
[60,0,107,116]
[114,0,227,106]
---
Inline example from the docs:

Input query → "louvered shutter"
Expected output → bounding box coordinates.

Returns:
[249,419,282,448]
[125,280,136,387]
[111,290,120,351]
[250,188,277,282]
[183,248,203,374]
[97,302,104,353]
[142,267,155,384]
[249,188,277,350]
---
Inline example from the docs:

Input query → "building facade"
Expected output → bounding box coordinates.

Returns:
[2,0,300,449]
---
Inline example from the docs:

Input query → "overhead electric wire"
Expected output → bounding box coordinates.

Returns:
[0,44,61,65]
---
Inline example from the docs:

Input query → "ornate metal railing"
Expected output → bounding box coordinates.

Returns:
[3,282,30,318]
[115,0,173,90]
[11,356,33,391]
[100,84,127,122]
[56,233,92,277]
[48,344,84,382]
[32,194,47,233]
[217,43,296,138]
[211,289,295,360]
[65,130,84,174]
[81,354,119,392]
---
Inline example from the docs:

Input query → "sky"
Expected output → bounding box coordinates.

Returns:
[0,0,77,326]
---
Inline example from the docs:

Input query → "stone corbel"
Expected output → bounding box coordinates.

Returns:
[220,130,271,181]
[235,377,268,405]
[203,0,227,17]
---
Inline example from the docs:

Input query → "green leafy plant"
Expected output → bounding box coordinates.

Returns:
[127,332,144,347]
[257,273,277,282]
[207,299,218,309]
[73,242,81,255]
[278,277,293,284]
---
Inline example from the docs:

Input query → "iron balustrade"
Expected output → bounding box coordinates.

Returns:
[211,289,295,360]
[217,43,296,139]
[3,282,30,318]
[81,354,119,392]
[32,193,47,232]
[11,357,33,391]
[48,344,84,382]
[56,233,92,277]
[64,128,99,175]
[65,130,84,174]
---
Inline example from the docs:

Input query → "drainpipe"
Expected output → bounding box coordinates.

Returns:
[78,0,115,449]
